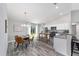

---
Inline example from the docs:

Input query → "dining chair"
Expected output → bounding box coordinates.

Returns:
[15,36,24,49]
[30,36,34,47]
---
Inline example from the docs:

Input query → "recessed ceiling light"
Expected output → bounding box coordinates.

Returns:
[56,6,59,9]
[53,3,59,9]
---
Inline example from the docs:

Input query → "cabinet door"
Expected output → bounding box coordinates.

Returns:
[72,25,76,35]
[54,38,67,55]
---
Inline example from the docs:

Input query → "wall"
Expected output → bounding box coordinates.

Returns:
[71,10,79,23]
[0,4,8,56]
[8,19,30,42]
[71,3,79,11]
[45,14,71,32]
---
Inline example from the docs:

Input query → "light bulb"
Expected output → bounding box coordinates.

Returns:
[56,6,59,9]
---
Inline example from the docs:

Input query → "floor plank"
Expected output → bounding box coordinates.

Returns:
[7,41,63,56]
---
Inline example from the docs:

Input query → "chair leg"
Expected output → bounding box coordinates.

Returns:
[71,42,74,56]
[16,44,19,48]
[25,44,27,48]
[22,43,24,49]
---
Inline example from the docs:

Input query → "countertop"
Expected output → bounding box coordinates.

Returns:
[55,34,67,39]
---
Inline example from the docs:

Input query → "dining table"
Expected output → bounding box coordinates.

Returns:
[22,35,30,44]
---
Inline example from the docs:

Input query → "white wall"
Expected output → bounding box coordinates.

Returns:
[71,10,79,23]
[71,3,79,11]
[8,19,30,42]
[45,14,71,32]
[0,4,8,56]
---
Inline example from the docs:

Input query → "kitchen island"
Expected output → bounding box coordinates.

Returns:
[54,33,71,56]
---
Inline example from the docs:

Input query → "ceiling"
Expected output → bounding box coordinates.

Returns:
[6,3,71,24]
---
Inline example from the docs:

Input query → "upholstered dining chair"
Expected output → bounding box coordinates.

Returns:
[15,36,24,48]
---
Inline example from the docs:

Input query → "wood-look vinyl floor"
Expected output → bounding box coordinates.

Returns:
[7,41,63,56]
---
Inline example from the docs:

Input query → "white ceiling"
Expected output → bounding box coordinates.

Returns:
[6,3,71,24]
